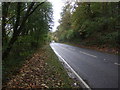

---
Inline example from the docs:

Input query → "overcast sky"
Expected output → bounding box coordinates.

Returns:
[48,0,65,32]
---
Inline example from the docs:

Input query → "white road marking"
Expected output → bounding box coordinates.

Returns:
[114,63,120,66]
[59,46,75,51]
[50,45,91,90]
[104,59,106,60]
[57,45,97,58]
[70,48,75,51]
[79,51,97,58]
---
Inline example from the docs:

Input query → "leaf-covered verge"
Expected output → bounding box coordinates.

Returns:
[3,45,81,89]
[2,1,54,87]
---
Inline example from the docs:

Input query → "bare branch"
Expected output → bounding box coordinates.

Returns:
[13,3,21,36]
[16,2,35,35]
[2,2,10,37]
[28,2,45,17]
[6,3,33,23]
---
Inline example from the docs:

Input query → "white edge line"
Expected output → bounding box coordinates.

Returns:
[50,45,91,90]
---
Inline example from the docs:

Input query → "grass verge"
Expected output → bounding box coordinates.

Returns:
[3,44,80,88]
[43,45,75,88]
[2,48,35,86]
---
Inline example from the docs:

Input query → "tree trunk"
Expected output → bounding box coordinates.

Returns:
[2,2,45,60]
[2,3,22,60]
[2,36,18,60]
[2,3,10,43]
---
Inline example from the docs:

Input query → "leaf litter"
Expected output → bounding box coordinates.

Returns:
[6,47,80,89]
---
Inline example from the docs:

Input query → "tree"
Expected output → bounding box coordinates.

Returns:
[55,2,119,47]
[2,1,53,60]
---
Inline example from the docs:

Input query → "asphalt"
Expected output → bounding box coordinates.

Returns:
[50,42,119,88]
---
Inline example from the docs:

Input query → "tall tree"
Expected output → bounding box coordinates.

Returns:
[2,1,53,60]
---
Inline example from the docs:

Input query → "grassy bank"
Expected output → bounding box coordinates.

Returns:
[42,45,75,88]
[2,47,36,87]
[3,45,80,88]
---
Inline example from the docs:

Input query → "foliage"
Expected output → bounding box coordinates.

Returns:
[2,2,53,60]
[54,2,120,48]
[2,2,53,84]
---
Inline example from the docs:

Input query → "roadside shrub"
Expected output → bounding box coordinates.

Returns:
[79,20,100,38]
[66,29,74,40]
[104,32,119,47]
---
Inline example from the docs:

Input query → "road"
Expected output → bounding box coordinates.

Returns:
[50,42,119,88]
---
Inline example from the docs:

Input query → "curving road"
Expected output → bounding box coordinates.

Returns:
[50,42,119,88]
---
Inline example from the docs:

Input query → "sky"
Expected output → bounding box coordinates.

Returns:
[48,0,65,32]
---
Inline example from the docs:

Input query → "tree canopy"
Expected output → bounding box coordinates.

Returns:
[2,2,53,60]
[54,2,120,48]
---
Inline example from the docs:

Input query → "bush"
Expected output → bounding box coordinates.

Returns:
[66,29,74,40]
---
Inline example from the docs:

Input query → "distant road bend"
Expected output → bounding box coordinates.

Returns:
[50,42,119,88]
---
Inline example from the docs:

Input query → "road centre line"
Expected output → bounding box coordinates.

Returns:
[56,45,97,58]
[114,62,120,66]
[50,45,91,90]
[79,51,97,58]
